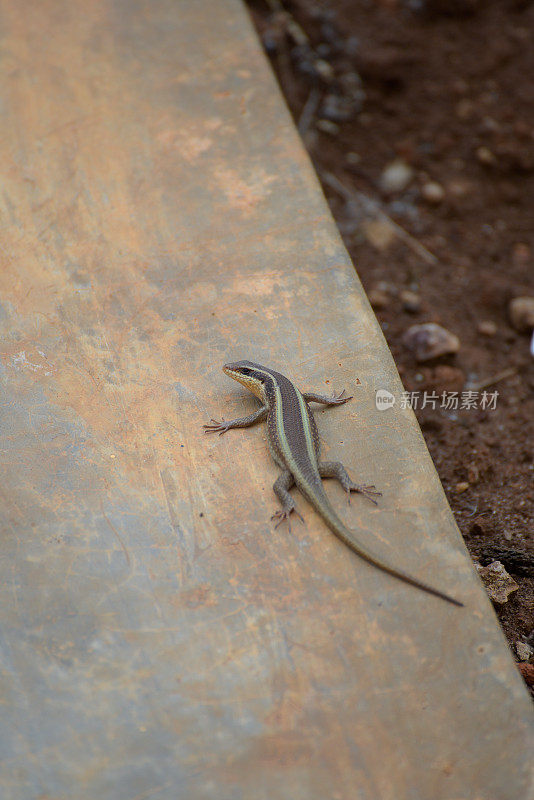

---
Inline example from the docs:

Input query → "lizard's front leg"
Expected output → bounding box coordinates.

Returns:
[271,470,304,532]
[302,389,352,406]
[318,461,382,505]
[203,406,267,435]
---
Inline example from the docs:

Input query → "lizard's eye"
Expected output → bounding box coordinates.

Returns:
[240,368,251,375]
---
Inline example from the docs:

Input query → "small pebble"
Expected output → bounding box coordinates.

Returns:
[518,663,534,687]
[374,280,397,295]
[481,116,500,133]
[455,481,470,494]
[477,320,497,336]
[314,58,334,82]
[447,178,473,198]
[403,323,460,361]
[321,93,358,123]
[379,158,413,194]
[515,641,534,662]
[368,289,390,310]
[346,151,361,165]
[467,464,480,484]
[512,242,531,266]
[509,296,534,333]
[368,281,396,308]
[400,290,421,313]
[339,72,365,111]
[455,98,474,119]
[362,219,396,250]
[421,181,445,204]
[475,561,519,605]
[476,146,497,166]
[344,36,359,57]
[316,119,339,136]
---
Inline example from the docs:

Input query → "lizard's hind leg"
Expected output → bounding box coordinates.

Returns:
[271,470,304,532]
[318,461,382,505]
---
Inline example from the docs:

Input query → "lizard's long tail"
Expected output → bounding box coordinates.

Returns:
[303,483,464,607]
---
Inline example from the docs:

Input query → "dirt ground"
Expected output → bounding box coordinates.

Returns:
[247,0,534,692]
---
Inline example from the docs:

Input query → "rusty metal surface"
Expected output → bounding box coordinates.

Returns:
[0,1,532,798]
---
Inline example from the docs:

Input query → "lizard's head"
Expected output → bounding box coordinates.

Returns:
[223,360,271,399]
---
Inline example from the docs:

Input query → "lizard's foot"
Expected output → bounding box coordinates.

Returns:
[346,483,382,506]
[271,507,304,533]
[329,389,353,404]
[203,419,230,436]
[318,462,381,506]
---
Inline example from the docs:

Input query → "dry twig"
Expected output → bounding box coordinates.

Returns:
[321,170,438,266]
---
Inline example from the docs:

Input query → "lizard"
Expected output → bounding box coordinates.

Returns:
[204,360,463,607]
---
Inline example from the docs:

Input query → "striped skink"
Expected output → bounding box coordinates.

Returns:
[204,360,463,607]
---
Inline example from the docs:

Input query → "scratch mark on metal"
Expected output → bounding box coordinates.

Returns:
[159,468,187,547]
[100,499,131,566]
[130,783,172,800]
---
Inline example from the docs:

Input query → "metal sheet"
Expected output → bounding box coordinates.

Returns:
[0,1,532,798]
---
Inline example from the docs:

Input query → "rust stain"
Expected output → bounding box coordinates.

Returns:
[155,115,222,161]
[0,246,194,492]
[213,166,277,215]
[171,584,218,610]
[1,341,56,376]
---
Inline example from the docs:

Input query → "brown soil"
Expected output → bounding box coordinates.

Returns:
[247,0,533,692]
